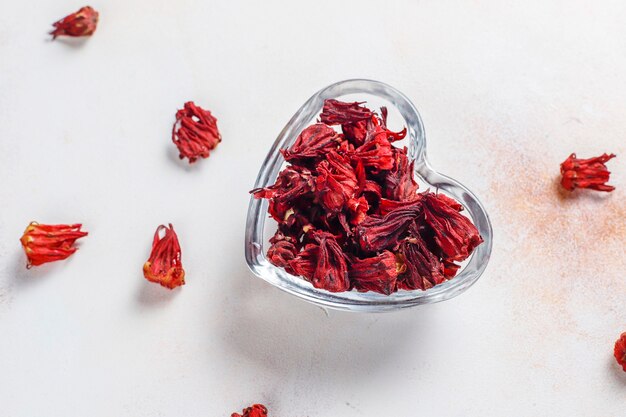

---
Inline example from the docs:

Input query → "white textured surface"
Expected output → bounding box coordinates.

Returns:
[0,1,625,416]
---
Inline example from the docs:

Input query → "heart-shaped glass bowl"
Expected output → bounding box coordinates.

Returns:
[245,79,493,312]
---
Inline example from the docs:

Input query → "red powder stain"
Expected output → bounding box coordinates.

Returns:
[466,116,625,342]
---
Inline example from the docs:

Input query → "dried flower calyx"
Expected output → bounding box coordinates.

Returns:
[231,404,268,417]
[252,99,483,294]
[50,6,99,39]
[20,222,88,268]
[560,152,616,192]
[143,224,185,289]
[172,101,221,163]
[615,332,626,372]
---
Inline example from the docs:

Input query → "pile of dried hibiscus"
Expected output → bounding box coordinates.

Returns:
[252,99,483,294]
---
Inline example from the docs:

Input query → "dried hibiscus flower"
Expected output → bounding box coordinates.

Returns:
[288,231,350,292]
[143,224,185,289]
[615,332,626,372]
[397,229,445,290]
[20,222,88,268]
[349,251,399,295]
[252,99,483,294]
[560,152,616,192]
[282,123,341,161]
[383,147,419,201]
[50,6,99,39]
[315,151,358,212]
[172,101,221,163]
[231,404,268,417]
[320,99,373,125]
[422,192,483,262]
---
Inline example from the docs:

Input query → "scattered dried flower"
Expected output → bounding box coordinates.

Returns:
[560,153,616,192]
[20,222,88,268]
[615,332,626,372]
[172,101,221,163]
[143,224,185,289]
[231,404,268,417]
[50,6,99,39]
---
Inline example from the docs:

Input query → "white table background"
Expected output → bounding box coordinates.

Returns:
[1,1,625,416]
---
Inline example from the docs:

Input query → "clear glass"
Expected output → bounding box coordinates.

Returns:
[245,79,493,312]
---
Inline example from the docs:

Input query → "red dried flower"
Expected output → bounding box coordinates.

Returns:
[560,153,616,192]
[615,332,626,372]
[288,231,349,292]
[349,251,399,295]
[231,404,268,417]
[422,192,483,262]
[252,166,315,221]
[398,231,445,290]
[357,205,420,253]
[342,119,368,146]
[172,101,221,163]
[320,99,374,125]
[50,6,99,39]
[143,224,185,289]
[267,232,299,273]
[315,151,358,212]
[282,123,342,161]
[20,222,88,268]
[383,148,419,201]
[351,136,395,171]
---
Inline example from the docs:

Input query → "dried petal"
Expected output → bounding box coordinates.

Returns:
[349,251,399,295]
[436,193,464,211]
[422,192,483,262]
[172,101,221,163]
[560,153,616,192]
[351,135,394,172]
[50,6,99,39]
[356,205,420,253]
[442,259,461,278]
[383,147,419,201]
[379,197,422,216]
[287,243,318,280]
[315,151,358,212]
[252,166,315,221]
[143,224,185,289]
[398,232,445,290]
[615,332,626,372]
[282,123,342,161]
[378,107,407,142]
[320,99,373,125]
[347,196,369,225]
[253,166,315,203]
[231,404,268,417]
[20,222,88,268]
[267,232,299,273]
[288,231,349,292]
[342,119,368,146]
